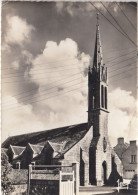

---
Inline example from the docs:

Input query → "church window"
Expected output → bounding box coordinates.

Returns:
[16,162,20,169]
[101,85,104,108]
[105,87,107,109]
[93,96,95,109]
[131,155,136,163]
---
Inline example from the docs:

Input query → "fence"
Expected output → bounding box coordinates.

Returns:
[28,163,79,195]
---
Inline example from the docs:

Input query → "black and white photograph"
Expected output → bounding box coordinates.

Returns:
[1,1,137,195]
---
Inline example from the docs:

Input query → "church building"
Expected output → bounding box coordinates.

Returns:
[2,15,123,186]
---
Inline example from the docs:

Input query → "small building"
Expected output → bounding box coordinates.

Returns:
[114,138,129,161]
[114,138,137,179]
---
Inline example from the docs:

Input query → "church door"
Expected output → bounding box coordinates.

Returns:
[102,161,107,184]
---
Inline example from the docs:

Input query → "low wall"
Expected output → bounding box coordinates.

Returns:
[11,184,27,195]
[29,180,59,195]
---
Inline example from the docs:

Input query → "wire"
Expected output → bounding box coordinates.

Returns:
[2,64,136,111]
[89,2,137,47]
[109,66,136,80]
[2,49,136,78]
[107,56,136,68]
[2,76,84,107]
[2,51,136,81]
[2,69,135,112]
[2,63,87,79]
[100,2,136,45]
[1,1,9,7]
[2,81,87,111]
[110,71,136,84]
[129,3,137,9]
[1,70,84,84]
[109,61,135,74]
[105,50,136,64]
[1,54,136,85]
[1,56,81,71]
[1,60,135,105]
[117,2,136,31]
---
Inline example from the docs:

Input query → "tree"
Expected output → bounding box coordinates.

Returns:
[1,150,14,194]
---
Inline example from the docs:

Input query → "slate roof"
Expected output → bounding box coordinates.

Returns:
[48,141,63,153]
[29,143,43,154]
[10,145,25,156]
[2,123,89,156]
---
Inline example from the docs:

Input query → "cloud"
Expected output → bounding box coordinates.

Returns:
[2,38,90,142]
[28,38,90,87]
[55,2,119,16]
[4,15,35,46]
[2,96,45,142]
[24,38,89,132]
[108,88,137,146]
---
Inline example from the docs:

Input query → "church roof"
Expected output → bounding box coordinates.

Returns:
[10,145,25,156]
[2,123,89,150]
[47,141,63,153]
[28,143,43,155]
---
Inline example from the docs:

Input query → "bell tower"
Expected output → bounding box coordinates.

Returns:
[88,13,109,137]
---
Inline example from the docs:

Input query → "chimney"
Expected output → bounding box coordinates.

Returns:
[118,137,124,144]
[130,140,136,146]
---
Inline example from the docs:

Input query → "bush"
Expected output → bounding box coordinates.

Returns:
[1,150,14,194]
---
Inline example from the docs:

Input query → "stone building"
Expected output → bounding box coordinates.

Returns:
[114,138,137,179]
[2,16,123,186]
[114,138,129,161]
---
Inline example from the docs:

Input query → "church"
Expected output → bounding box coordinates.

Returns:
[2,16,123,186]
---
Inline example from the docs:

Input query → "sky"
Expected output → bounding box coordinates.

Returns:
[1,1,137,146]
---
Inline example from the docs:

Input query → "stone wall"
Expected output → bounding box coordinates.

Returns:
[9,169,28,184]
[62,126,93,186]
[11,184,27,195]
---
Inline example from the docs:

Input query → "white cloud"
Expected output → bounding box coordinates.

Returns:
[55,2,119,16]
[11,60,20,70]
[24,38,89,131]
[108,88,137,146]
[2,96,45,142]
[5,15,35,46]
[2,38,90,142]
[109,88,136,112]
[28,38,90,87]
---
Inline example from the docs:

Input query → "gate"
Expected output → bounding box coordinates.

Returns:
[28,163,79,195]
[59,171,74,195]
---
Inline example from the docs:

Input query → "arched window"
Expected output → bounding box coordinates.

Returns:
[105,87,107,109]
[101,85,104,108]
[93,96,95,109]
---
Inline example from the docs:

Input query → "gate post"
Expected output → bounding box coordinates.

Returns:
[28,164,32,195]
[59,171,62,195]
[72,162,79,195]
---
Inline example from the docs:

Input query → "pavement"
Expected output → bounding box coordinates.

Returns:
[79,186,137,195]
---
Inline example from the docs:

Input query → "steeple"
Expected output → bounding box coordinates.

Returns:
[91,13,104,72]
[88,13,108,129]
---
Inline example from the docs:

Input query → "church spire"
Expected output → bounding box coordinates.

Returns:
[88,14,108,126]
[92,13,104,71]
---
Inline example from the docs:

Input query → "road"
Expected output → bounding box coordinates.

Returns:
[80,189,137,195]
